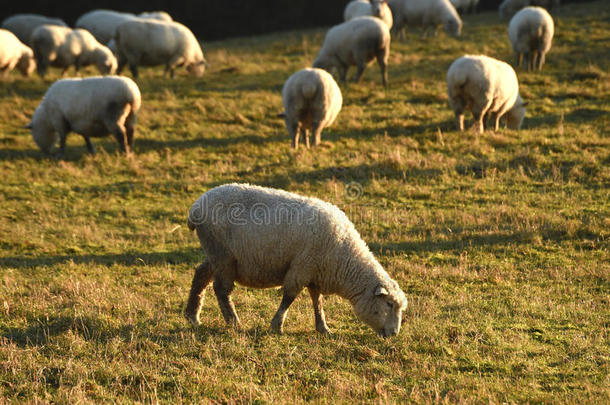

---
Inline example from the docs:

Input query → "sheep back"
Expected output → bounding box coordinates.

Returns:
[446,54,526,133]
[114,19,206,78]
[393,0,462,37]
[344,0,394,29]
[0,28,36,77]
[1,14,67,46]
[29,76,141,153]
[281,68,342,148]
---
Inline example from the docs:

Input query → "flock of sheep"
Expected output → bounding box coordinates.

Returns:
[1,0,560,336]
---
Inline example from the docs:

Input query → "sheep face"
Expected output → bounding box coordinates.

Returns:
[506,97,527,130]
[186,60,206,77]
[354,284,407,337]
[27,119,58,154]
[17,54,36,77]
[445,17,462,37]
[95,50,118,75]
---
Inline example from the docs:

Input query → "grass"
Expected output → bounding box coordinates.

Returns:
[0,1,609,403]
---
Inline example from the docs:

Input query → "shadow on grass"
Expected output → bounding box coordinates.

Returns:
[0,248,202,270]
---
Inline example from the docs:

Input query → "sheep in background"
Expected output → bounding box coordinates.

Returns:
[450,0,480,14]
[391,0,462,38]
[31,25,117,78]
[499,0,560,19]
[0,29,36,78]
[313,16,390,86]
[114,19,206,78]
[446,54,527,134]
[344,0,394,29]
[1,14,67,46]
[281,68,342,149]
[27,76,141,158]
[75,9,174,45]
[185,183,408,337]
[508,6,554,71]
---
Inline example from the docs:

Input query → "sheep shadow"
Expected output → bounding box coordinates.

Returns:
[0,249,201,270]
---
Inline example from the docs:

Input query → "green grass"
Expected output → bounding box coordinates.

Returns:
[1,2,609,403]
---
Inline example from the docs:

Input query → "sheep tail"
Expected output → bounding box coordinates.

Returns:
[301,82,318,99]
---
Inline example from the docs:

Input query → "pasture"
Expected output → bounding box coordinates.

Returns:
[0,1,608,402]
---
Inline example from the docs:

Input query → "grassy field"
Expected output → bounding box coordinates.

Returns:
[0,1,608,403]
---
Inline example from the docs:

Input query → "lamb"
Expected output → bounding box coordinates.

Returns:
[31,25,118,78]
[313,16,390,86]
[344,0,394,29]
[280,68,342,149]
[114,19,207,78]
[499,0,560,19]
[185,183,408,337]
[508,6,554,71]
[1,14,67,46]
[446,55,527,134]
[75,9,174,45]
[0,29,36,78]
[391,0,462,38]
[450,0,480,14]
[26,76,141,158]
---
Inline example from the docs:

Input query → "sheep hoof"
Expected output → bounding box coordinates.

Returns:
[317,326,332,335]
[184,311,201,326]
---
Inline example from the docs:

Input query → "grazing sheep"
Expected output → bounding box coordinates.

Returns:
[114,19,207,78]
[313,16,390,86]
[0,29,36,78]
[75,9,174,45]
[185,183,408,337]
[31,25,118,78]
[499,0,560,19]
[27,76,141,157]
[344,0,394,29]
[446,54,527,133]
[281,68,342,149]
[450,0,480,14]
[1,14,67,46]
[391,0,462,38]
[508,6,554,71]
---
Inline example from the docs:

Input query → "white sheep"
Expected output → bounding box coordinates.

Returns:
[185,183,408,337]
[1,14,67,46]
[344,0,394,29]
[499,0,560,19]
[280,68,342,149]
[391,0,462,38]
[446,54,527,134]
[75,9,174,45]
[0,29,36,78]
[508,6,554,71]
[31,25,118,78]
[26,76,141,157]
[313,16,390,86]
[114,19,207,78]
[450,0,480,14]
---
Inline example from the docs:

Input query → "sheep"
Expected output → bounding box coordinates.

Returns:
[450,0,480,14]
[313,16,390,86]
[391,0,462,38]
[114,19,207,78]
[75,9,174,45]
[508,6,554,71]
[344,0,394,29]
[26,76,141,158]
[185,183,408,337]
[446,54,527,134]
[499,0,560,20]
[31,25,118,78]
[280,68,342,149]
[0,29,36,78]
[1,14,67,46]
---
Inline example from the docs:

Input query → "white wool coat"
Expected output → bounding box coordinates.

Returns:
[0,29,36,77]
[391,0,462,37]
[344,0,394,29]
[1,14,67,46]
[508,6,554,71]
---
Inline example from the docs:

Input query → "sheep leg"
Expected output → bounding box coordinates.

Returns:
[376,49,388,87]
[213,272,240,327]
[56,131,68,159]
[302,127,310,149]
[288,120,300,149]
[82,136,96,155]
[312,121,322,146]
[129,64,139,79]
[337,64,348,83]
[515,52,522,69]
[308,287,330,334]
[353,63,366,83]
[125,117,135,150]
[537,52,545,71]
[271,274,304,334]
[472,109,485,134]
[185,260,215,325]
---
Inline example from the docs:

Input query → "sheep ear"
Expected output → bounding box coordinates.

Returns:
[25,122,33,129]
[375,286,389,296]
